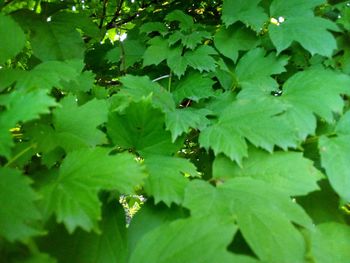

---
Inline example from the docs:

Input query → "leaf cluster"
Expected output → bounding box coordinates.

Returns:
[1,0,350,262]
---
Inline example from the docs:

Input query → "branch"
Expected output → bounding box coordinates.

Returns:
[106,0,124,29]
[99,0,108,29]
[106,0,161,29]
[0,0,16,9]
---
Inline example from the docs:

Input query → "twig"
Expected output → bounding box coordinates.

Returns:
[106,0,162,29]
[0,0,16,10]
[106,0,124,28]
[99,0,108,29]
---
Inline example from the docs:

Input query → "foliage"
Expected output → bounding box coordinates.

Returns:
[1,0,350,262]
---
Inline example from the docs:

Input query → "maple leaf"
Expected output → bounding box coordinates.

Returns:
[199,98,297,165]
[184,178,313,263]
[213,148,323,196]
[237,68,350,140]
[0,14,25,64]
[165,10,194,31]
[183,45,217,72]
[140,22,168,35]
[172,72,215,103]
[144,155,197,206]
[143,36,172,66]
[15,60,80,91]
[40,148,146,233]
[214,24,258,63]
[129,217,237,263]
[116,74,175,113]
[61,70,96,93]
[268,0,338,56]
[319,111,350,201]
[107,100,180,156]
[235,48,288,89]
[168,30,211,50]
[165,108,211,141]
[222,0,268,31]
[13,10,85,61]
[38,202,128,263]
[310,223,350,262]
[52,95,108,152]
[106,39,146,69]
[270,0,325,18]
[0,168,41,241]
[0,89,57,158]
[281,69,350,124]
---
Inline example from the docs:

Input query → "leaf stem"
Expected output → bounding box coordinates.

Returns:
[120,41,126,73]
[4,144,36,168]
[168,70,172,92]
[152,74,170,82]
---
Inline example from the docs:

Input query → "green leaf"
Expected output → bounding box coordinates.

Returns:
[319,135,350,201]
[183,45,217,72]
[144,38,216,75]
[115,74,175,112]
[144,155,197,206]
[0,167,41,241]
[16,253,57,263]
[172,72,215,103]
[127,202,186,257]
[0,68,21,92]
[0,90,57,126]
[169,30,211,50]
[235,48,288,89]
[60,70,95,93]
[214,24,258,62]
[166,47,188,77]
[222,0,268,31]
[165,10,194,31]
[143,36,171,66]
[0,14,25,64]
[213,148,323,196]
[24,123,60,164]
[238,68,350,140]
[107,100,179,156]
[335,110,350,135]
[297,181,346,224]
[221,178,312,263]
[310,222,350,263]
[165,108,211,141]
[52,11,100,39]
[39,202,127,263]
[107,39,146,69]
[19,11,85,61]
[40,148,146,233]
[268,17,338,56]
[270,0,325,17]
[185,177,312,263]
[52,96,108,152]
[122,39,146,68]
[199,99,297,165]
[0,89,57,158]
[282,69,350,123]
[140,22,168,35]
[184,180,232,218]
[129,217,237,263]
[105,45,121,63]
[16,60,80,91]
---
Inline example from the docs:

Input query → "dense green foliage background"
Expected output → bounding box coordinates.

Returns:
[1,0,350,262]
